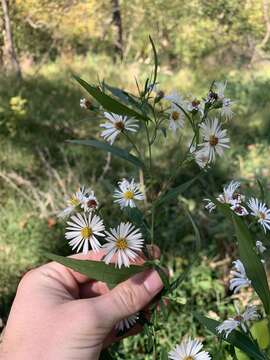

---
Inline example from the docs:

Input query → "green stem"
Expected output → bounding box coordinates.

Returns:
[123,131,141,159]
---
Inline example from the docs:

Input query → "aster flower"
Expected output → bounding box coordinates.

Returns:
[193,148,210,169]
[229,260,251,294]
[58,186,90,218]
[113,178,144,208]
[186,96,204,116]
[65,213,105,254]
[247,197,270,233]
[115,313,139,332]
[217,180,241,204]
[230,203,249,216]
[165,91,186,134]
[216,305,259,338]
[199,118,230,162]
[103,222,144,268]
[215,81,227,100]
[204,199,216,213]
[256,240,266,254]
[220,98,234,120]
[168,337,211,360]
[100,112,139,145]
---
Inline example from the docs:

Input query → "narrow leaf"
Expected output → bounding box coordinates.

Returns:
[74,76,148,121]
[155,175,200,207]
[149,35,158,87]
[68,139,144,168]
[45,252,149,288]
[232,215,270,315]
[196,314,266,360]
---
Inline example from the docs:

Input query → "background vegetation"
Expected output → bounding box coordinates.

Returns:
[0,0,270,358]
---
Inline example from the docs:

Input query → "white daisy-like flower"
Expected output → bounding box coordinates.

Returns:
[229,260,251,294]
[247,197,270,233]
[80,190,99,212]
[217,180,241,204]
[216,318,239,338]
[186,96,204,116]
[216,305,259,338]
[113,178,144,209]
[103,222,144,268]
[80,98,92,109]
[169,337,211,360]
[164,91,186,134]
[230,203,249,216]
[65,213,105,254]
[58,186,90,218]
[193,148,210,169]
[115,313,139,332]
[256,240,266,254]
[100,112,139,145]
[215,81,227,100]
[220,98,234,120]
[164,90,183,104]
[199,118,230,162]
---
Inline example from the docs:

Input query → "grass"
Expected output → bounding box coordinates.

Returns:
[1,54,270,358]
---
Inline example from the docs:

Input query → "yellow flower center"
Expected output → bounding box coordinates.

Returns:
[114,121,125,131]
[124,190,134,200]
[81,226,93,238]
[116,238,128,250]
[171,111,180,121]
[69,195,80,207]
[183,357,194,360]
[209,135,219,146]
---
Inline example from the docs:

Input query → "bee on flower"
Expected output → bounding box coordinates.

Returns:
[199,118,230,162]
[65,212,105,254]
[229,260,251,294]
[102,222,144,268]
[168,337,211,360]
[247,197,270,233]
[100,112,139,145]
[113,178,144,208]
[216,305,259,338]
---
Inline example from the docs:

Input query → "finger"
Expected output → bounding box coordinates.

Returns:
[83,268,163,328]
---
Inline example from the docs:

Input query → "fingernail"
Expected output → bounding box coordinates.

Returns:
[143,269,163,295]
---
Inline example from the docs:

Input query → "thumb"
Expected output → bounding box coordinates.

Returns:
[93,269,163,328]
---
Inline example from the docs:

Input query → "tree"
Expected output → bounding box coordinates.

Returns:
[1,0,21,78]
[111,0,123,60]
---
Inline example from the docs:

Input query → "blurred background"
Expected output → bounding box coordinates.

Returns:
[0,0,270,358]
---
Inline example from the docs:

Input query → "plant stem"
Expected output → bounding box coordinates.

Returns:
[123,131,141,158]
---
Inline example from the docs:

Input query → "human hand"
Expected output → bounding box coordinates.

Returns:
[0,246,163,360]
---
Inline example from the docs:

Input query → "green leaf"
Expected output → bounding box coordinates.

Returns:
[160,348,168,360]
[155,175,200,207]
[45,252,149,288]
[74,76,148,121]
[183,206,201,251]
[67,139,144,168]
[149,35,158,88]
[251,320,270,349]
[232,215,270,315]
[195,314,266,360]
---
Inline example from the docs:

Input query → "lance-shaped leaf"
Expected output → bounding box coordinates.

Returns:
[154,175,200,207]
[68,139,144,168]
[232,215,270,315]
[196,314,267,360]
[74,76,149,121]
[45,252,149,288]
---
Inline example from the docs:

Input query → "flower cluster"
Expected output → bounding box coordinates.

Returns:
[205,180,270,232]
[59,179,145,268]
[81,80,233,170]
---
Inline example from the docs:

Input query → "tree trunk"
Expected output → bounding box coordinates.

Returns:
[1,0,21,78]
[111,0,123,60]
